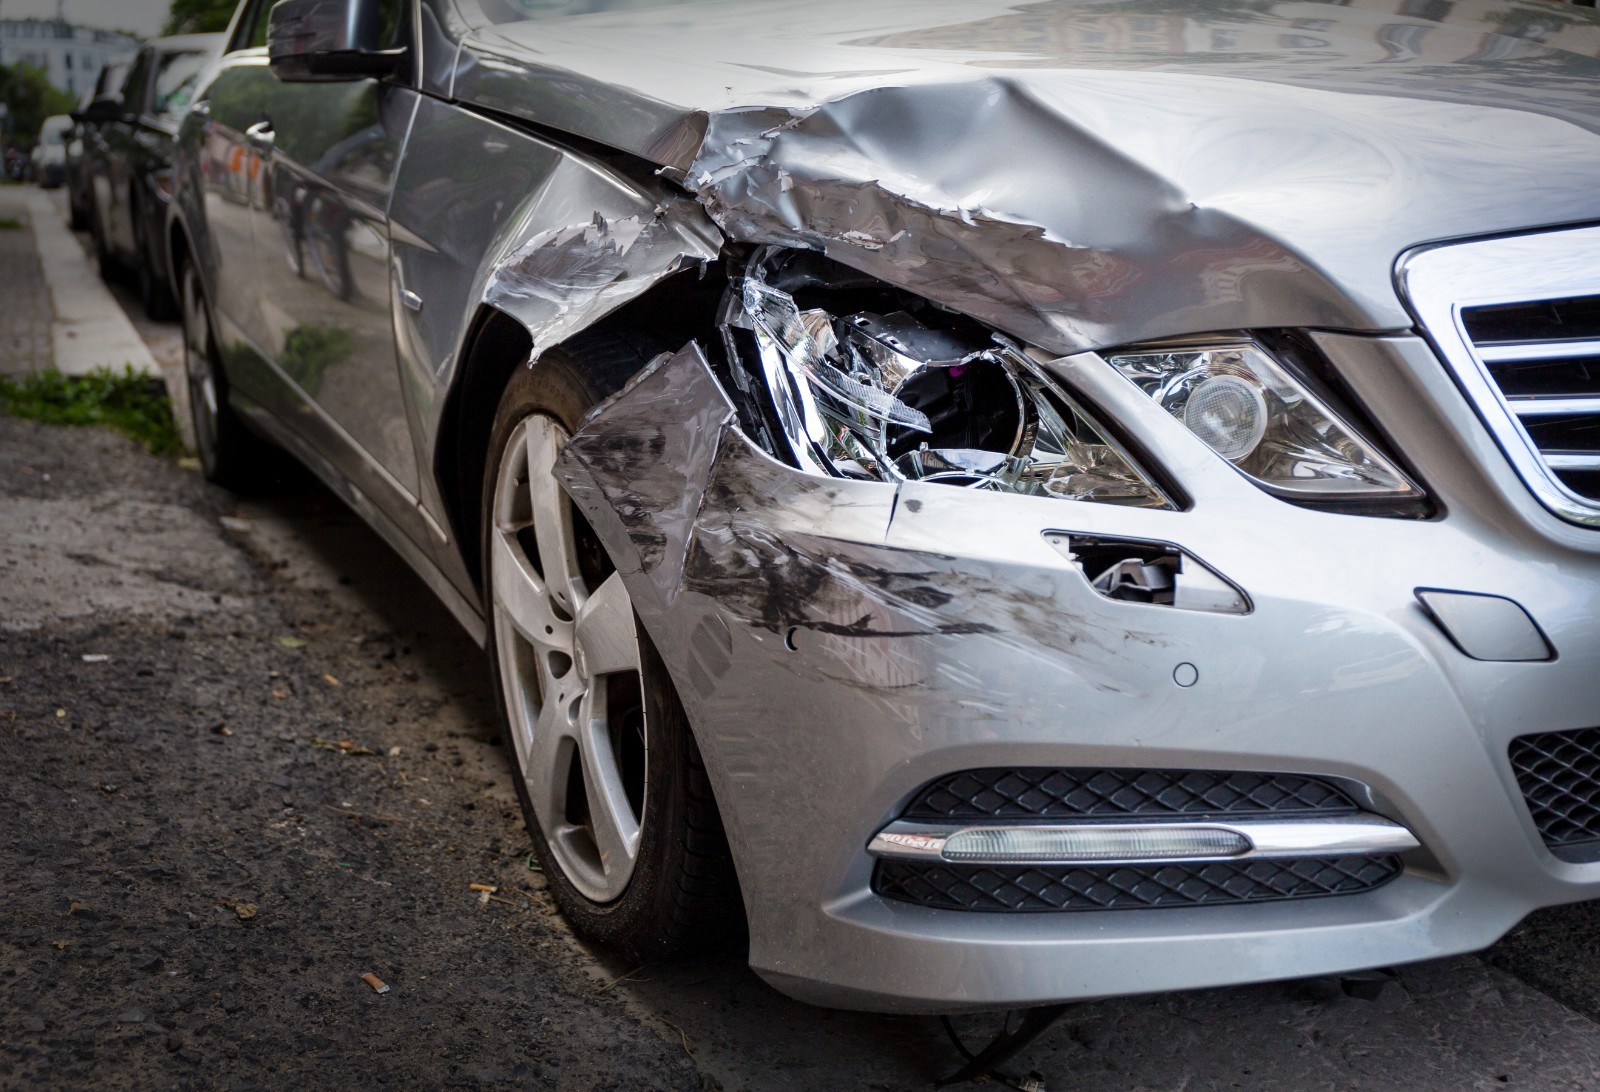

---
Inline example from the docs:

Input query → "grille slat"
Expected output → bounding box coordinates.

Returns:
[905,767,1358,822]
[1461,295,1600,505]
[1509,726,1600,863]
[873,856,1402,913]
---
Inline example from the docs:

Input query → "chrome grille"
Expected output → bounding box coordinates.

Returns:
[1400,226,1600,527]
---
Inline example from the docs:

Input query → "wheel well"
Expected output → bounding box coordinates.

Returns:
[437,263,729,599]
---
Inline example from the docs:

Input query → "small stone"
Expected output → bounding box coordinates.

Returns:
[21,1017,45,1033]
[220,993,241,1014]
[133,953,163,973]
[119,1006,150,1025]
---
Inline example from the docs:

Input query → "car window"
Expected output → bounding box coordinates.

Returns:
[98,62,129,101]
[151,50,209,119]
[119,48,155,113]
[227,0,271,53]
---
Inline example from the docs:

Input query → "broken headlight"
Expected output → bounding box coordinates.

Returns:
[721,250,1173,509]
[1103,340,1421,504]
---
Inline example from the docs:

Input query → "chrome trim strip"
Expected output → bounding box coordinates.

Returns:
[1545,453,1600,471]
[1509,397,1600,419]
[1477,340,1600,364]
[1397,226,1600,528]
[867,816,1420,866]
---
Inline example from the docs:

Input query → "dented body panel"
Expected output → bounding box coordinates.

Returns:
[453,0,1600,355]
[558,342,1600,1011]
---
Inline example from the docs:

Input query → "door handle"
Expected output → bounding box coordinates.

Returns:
[244,120,275,153]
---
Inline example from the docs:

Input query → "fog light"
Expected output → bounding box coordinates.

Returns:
[1184,374,1267,462]
[941,825,1250,864]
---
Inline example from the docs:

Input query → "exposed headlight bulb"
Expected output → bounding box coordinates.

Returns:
[1184,374,1267,462]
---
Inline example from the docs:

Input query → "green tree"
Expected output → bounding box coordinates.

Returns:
[163,0,242,36]
[0,63,77,148]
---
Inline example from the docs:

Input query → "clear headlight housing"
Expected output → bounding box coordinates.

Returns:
[721,249,1174,510]
[1103,340,1423,504]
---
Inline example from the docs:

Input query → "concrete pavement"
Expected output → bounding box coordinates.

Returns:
[0,184,157,380]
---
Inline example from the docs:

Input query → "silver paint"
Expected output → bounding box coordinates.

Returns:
[555,342,1600,1011]
[453,0,1600,355]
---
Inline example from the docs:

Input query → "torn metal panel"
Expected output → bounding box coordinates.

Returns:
[481,195,720,360]
[556,343,738,607]
[555,341,1170,694]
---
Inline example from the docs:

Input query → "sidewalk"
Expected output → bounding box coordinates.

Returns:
[0,184,159,380]
[0,183,192,447]
[0,187,55,378]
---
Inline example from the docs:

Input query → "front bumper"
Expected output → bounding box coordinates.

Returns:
[556,336,1600,1013]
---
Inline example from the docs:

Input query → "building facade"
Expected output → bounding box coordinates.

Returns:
[0,19,138,100]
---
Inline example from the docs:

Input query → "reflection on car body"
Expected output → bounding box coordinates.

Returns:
[166,0,1600,1020]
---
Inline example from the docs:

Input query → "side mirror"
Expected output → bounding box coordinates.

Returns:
[268,0,403,83]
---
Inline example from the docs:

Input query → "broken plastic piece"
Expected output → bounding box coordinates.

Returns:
[723,249,1172,507]
[1046,533,1250,615]
[938,1005,1071,1089]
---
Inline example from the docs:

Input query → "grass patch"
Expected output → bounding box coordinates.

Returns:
[0,217,22,231]
[0,367,184,457]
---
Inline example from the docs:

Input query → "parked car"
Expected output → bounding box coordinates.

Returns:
[66,61,129,232]
[28,115,72,189]
[78,35,222,319]
[168,0,1600,1018]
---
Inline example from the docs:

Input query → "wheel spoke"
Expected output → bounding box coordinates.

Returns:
[577,694,641,877]
[524,695,575,836]
[575,572,640,679]
[524,420,586,613]
[490,530,572,651]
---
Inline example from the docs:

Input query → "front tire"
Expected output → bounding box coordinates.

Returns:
[482,335,743,960]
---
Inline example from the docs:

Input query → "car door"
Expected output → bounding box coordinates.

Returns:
[194,3,277,377]
[242,0,422,503]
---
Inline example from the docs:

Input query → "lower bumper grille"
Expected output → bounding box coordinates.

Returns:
[905,767,1358,822]
[1509,726,1600,862]
[874,856,1402,913]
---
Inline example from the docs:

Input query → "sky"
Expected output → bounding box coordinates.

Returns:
[1,0,175,38]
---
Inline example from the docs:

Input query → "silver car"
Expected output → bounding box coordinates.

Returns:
[168,0,1600,1014]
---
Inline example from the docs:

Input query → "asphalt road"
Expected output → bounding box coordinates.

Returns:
[3,184,1600,1089]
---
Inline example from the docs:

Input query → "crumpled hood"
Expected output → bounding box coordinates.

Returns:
[458,0,1600,354]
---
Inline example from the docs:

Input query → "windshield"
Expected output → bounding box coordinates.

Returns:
[152,50,209,120]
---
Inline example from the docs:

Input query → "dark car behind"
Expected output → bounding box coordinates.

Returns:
[78,35,221,319]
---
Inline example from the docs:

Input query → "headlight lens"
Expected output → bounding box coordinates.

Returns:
[726,252,1174,509]
[1104,341,1421,501]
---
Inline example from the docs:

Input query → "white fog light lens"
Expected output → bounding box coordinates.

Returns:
[941,826,1250,864]
[1184,374,1267,462]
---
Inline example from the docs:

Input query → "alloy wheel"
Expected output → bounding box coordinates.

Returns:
[180,266,220,474]
[490,414,648,904]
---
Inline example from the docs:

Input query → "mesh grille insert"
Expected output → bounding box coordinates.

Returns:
[905,767,1358,822]
[874,857,1401,913]
[1509,726,1600,862]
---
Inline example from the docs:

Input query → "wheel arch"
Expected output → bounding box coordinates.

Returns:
[435,261,730,604]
